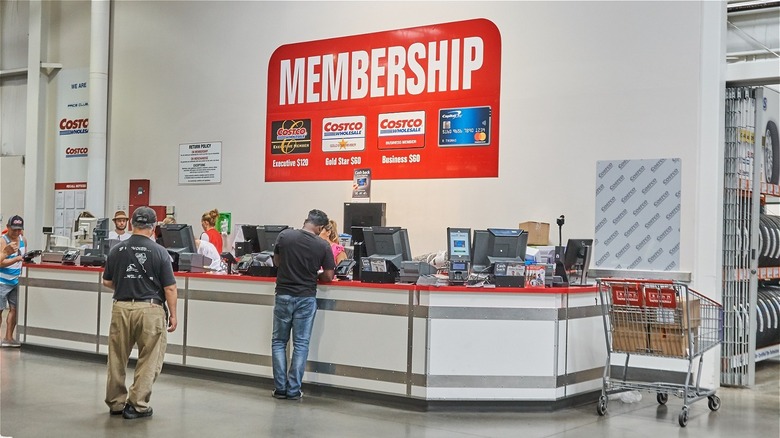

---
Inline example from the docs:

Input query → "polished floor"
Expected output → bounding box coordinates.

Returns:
[0,347,778,438]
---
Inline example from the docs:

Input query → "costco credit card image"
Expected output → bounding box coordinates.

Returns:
[438,106,491,147]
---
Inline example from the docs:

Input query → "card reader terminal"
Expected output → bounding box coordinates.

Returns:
[448,261,469,285]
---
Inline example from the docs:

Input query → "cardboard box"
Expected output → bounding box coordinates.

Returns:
[649,327,697,357]
[611,322,648,353]
[649,298,701,328]
[519,221,550,246]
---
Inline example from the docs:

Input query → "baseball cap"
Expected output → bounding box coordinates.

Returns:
[7,215,23,230]
[307,209,329,227]
[131,207,157,226]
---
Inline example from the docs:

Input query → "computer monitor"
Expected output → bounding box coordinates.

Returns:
[256,225,290,253]
[351,226,367,245]
[471,230,491,273]
[564,239,593,272]
[471,228,528,272]
[92,218,110,250]
[447,227,471,261]
[75,217,98,242]
[362,226,412,269]
[343,202,386,234]
[160,224,198,253]
[241,224,261,253]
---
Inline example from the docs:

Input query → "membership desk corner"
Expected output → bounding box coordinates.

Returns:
[19,263,604,407]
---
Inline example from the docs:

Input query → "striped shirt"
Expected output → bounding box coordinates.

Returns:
[0,235,25,286]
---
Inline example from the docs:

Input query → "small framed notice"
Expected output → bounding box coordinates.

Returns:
[179,141,222,184]
[352,168,371,201]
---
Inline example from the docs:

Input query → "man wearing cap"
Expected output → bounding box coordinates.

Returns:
[270,209,335,400]
[0,215,26,348]
[108,210,131,241]
[102,207,178,419]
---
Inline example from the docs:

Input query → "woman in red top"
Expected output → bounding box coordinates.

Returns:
[200,209,223,252]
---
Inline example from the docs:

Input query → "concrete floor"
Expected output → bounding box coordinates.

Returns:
[0,348,778,438]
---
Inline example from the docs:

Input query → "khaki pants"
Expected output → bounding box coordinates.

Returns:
[105,301,167,412]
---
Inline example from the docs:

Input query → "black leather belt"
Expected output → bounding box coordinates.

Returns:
[115,298,163,305]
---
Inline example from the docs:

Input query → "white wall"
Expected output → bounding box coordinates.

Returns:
[0,155,25,220]
[100,1,710,265]
[18,0,722,286]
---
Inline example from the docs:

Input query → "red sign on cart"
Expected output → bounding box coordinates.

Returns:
[611,284,644,306]
[644,287,678,308]
[265,19,502,182]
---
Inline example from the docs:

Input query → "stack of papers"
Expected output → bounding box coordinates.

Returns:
[417,274,450,287]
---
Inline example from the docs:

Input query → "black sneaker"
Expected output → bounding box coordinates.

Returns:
[272,390,287,399]
[122,404,153,419]
[286,391,303,400]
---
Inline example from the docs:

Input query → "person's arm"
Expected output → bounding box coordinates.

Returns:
[0,240,22,268]
[318,242,336,283]
[336,248,347,266]
[164,284,178,332]
[318,268,335,283]
[102,279,114,289]
[273,254,281,268]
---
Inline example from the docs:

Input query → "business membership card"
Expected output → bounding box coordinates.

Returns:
[438,106,491,147]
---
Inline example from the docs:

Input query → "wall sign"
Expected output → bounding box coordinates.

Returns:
[179,141,222,184]
[54,69,89,237]
[266,19,502,182]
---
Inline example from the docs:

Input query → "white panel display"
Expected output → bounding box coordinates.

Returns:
[594,158,681,271]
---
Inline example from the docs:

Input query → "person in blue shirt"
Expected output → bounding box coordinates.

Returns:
[0,215,27,348]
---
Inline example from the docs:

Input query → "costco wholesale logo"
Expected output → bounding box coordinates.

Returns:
[377,111,425,149]
[322,116,366,152]
[65,147,88,158]
[270,119,312,155]
[59,118,89,136]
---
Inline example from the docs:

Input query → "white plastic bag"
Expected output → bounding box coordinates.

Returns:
[608,390,643,403]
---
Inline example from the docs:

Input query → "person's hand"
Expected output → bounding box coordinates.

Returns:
[167,315,178,332]
[1,245,13,256]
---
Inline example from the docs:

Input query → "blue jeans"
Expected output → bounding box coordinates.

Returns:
[271,295,317,397]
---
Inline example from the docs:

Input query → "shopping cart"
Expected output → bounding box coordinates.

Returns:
[595,278,723,427]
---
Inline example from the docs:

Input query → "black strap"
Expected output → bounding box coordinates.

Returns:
[117,239,169,321]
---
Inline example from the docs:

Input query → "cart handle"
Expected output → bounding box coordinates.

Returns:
[596,278,676,285]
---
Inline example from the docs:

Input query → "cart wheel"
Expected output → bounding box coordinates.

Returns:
[708,395,721,411]
[678,407,689,427]
[656,393,668,405]
[596,396,608,416]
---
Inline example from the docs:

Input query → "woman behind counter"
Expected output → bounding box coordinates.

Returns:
[200,209,223,253]
[320,219,347,264]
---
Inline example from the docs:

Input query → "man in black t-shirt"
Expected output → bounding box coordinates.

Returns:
[102,207,178,419]
[271,209,335,400]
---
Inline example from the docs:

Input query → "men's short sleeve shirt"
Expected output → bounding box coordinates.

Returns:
[274,229,335,297]
[103,234,176,300]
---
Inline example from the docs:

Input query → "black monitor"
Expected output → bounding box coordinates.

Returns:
[564,239,593,272]
[343,202,386,234]
[447,227,471,261]
[160,224,198,253]
[241,224,261,253]
[471,228,528,272]
[362,226,412,269]
[257,225,290,253]
[351,226,367,244]
[471,230,491,273]
[92,218,110,250]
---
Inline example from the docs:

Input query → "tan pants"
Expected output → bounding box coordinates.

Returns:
[105,301,167,412]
